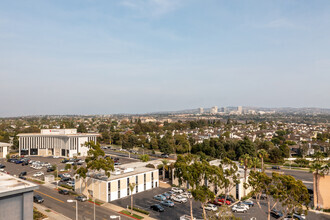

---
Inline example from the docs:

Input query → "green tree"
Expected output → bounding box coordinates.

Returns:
[161,159,169,181]
[191,185,215,220]
[239,154,252,196]
[258,149,269,172]
[221,158,240,204]
[77,123,87,133]
[139,154,150,162]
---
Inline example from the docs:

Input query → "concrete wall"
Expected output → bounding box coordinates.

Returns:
[0,191,34,220]
[314,175,330,209]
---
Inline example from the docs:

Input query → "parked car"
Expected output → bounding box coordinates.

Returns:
[162,192,171,199]
[67,181,75,187]
[19,171,27,176]
[76,195,87,202]
[154,194,166,201]
[61,177,71,182]
[59,189,69,195]
[150,204,164,212]
[232,205,248,213]
[114,162,121,165]
[61,159,69,163]
[204,204,218,211]
[0,164,5,168]
[219,195,235,203]
[167,191,176,195]
[172,195,187,203]
[161,154,169,158]
[62,173,71,178]
[271,209,284,219]
[15,160,23,164]
[171,187,184,193]
[272,166,281,170]
[47,167,55,172]
[33,195,44,203]
[293,213,306,220]
[53,155,60,158]
[235,202,249,210]
[19,176,27,180]
[218,198,231,205]
[181,192,192,199]
[161,200,174,207]
[210,200,223,206]
[33,172,44,177]
[242,200,254,207]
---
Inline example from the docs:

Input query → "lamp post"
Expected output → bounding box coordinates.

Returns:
[67,200,78,220]
[56,164,58,189]
[110,215,121,220]
[93,179,95,220]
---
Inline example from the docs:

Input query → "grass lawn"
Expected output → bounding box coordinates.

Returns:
[120,210,144,219]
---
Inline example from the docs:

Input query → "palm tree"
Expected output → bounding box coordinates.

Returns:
[129,183,136,215]
[258,149,268,172]
[239,154,252,196]
[309,151,328,209]
[251,157,260,171]
[161,159,169,181]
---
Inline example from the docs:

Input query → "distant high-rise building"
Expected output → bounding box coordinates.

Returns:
[210,106,218,114]
[198,107,204,114]
[237,106,243,114]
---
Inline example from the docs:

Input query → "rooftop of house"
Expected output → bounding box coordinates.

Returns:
[0,172,39,198]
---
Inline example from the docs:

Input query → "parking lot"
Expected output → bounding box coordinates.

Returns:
[111,187,206,220]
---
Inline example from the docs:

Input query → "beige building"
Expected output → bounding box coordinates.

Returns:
[18,129,99,157]
[75,162,159,202]
[0,142,10,158]
[314,175,330,209]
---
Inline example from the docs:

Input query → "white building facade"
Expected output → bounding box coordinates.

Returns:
[18,129,100,157]
[0,142,9,158]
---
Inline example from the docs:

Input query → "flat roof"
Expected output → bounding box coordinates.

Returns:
[86,161,159,182]
[17,133,100,137]
[0,172,39,198]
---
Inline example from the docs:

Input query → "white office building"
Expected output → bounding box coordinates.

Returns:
[0,142,10,158]
[18,129,100,157]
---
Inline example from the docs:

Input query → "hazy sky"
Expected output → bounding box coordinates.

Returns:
[1,0,330,116]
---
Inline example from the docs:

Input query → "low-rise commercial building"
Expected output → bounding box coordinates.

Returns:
[0,172,39,220]
[18,129,100,157]
[0,142,10,158]
[75,162,159,202]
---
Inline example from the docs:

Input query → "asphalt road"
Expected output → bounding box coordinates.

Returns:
[0,157,129,220]
[265,167,314,189]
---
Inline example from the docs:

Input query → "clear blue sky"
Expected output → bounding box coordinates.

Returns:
[1,0,330,116]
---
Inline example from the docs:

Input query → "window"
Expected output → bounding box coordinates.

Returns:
[118,180,121,199]
[127,178,130,195]
[136,176,138,193]
[144,174,146,191]
[108,182,111,202]
[151,172,154,188]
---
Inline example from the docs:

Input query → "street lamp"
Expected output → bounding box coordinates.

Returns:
[67,200,78,220]
[110,215,121,220]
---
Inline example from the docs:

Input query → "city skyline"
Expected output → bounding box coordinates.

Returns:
[1,0,330,117]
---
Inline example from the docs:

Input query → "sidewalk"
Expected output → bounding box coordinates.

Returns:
[34,203,71,220]
[103,203,157,220]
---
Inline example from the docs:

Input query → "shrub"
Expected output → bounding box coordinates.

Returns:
[128,206,150,215]
[120,210,144,219]
[145,163,155,168]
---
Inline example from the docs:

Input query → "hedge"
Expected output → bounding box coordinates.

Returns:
[128,206,150,215]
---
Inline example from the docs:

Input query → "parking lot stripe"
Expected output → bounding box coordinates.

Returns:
[35,190,64,203]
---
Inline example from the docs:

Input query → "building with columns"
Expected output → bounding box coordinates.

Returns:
[18,129,100,157]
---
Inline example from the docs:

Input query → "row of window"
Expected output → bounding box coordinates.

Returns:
[107,172,157,201]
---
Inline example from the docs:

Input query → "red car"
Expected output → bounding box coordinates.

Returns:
[218,198,231,205]
[210,200,222,206]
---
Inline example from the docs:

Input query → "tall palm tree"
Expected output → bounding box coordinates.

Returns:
[161,159,169,181]
[251,157,260,171]
[240,154,252,196]
[129,183,136,215]
[310,151,328,209]
[258,149,268,172]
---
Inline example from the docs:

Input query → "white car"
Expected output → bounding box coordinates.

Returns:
[180,192,192,199]
[53,156,60,158]
[66,161,74,165]
[232,205,248,213]
[172,195,187,203]
[33,172,44,177]
[67,181,75,187]
[204,204,218,211]
[62,173,71,178]
[172,187,184,193]
[235,202,249,210]
[0,169,4,172]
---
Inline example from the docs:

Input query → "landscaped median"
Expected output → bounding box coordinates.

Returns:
[88,198,104,206]
[120,210,144,220]
[27,178,45,185]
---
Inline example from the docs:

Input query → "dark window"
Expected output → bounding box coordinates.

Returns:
[127,178,130,195]
[136,176,138,193]
[108,182,111,202]
[144,174,146,191]
[118,180,121,199]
